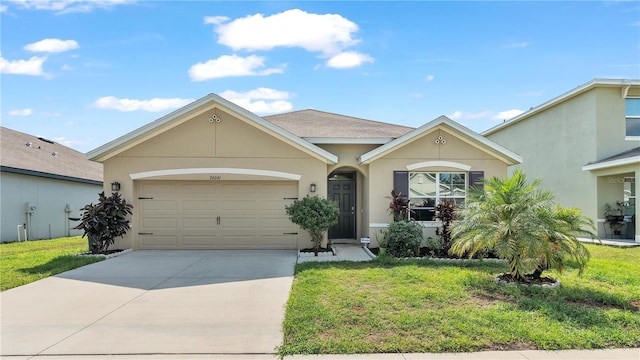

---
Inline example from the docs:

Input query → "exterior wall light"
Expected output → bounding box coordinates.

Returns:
[111,181,121,192]
[310,183,317,193]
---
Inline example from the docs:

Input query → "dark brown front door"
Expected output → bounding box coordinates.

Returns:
[328,172,356,239]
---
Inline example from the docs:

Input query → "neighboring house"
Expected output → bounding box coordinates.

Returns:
[87,94,521,250]
[1,127,103,242]
[484,78,639,242]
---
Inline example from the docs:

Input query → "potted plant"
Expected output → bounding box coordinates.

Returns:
[285,195,340,256]
[375,230,388,256]
[603,202,624,222]
[74,192,134,254]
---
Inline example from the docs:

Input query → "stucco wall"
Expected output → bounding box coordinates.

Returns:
[102,108,328,250]
[367,126,510,246]
[486,89,600,221]
[487,85,639,235]
[0,172,102,242]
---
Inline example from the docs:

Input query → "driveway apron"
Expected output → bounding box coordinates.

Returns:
[0,250,298,356]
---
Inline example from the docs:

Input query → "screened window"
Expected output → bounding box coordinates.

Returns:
[626,98,640,137]
[409,172,466,221]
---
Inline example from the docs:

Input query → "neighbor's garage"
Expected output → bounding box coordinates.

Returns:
[137,180,298,249]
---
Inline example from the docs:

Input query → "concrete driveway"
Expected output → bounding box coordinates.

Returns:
[0,250,297,357]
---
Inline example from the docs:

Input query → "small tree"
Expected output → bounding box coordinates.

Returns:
[285,195,339,256]
[75,192,134,254]
[435,199,457,254]
[450,170,596,282]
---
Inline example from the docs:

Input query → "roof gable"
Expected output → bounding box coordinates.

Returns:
[1,127,103,183]
[358,116,522,165]
[87,94,338,164]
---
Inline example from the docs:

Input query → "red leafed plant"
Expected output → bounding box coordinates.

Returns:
[387,190,412,222]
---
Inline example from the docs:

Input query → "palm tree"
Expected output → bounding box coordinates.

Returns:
[450,170,596,282]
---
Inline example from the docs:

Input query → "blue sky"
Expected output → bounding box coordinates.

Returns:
[2,1,639,153]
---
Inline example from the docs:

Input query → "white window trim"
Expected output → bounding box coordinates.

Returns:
[626,97,640,138]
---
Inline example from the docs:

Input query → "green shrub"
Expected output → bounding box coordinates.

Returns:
[423,236,442,256]
[385,220,423,258]
[285,195,339,256]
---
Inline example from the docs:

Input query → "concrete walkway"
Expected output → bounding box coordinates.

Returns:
[297,244,374,263]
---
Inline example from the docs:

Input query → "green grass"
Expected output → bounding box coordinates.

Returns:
[0,236,103,291]
[279,244,640,355]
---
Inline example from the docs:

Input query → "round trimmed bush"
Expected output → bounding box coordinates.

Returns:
[385,220,423,258]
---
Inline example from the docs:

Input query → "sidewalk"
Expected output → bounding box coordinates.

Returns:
[13,348,640,359]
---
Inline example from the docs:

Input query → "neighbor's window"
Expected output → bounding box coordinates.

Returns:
[409,172,466,221]
[626,98,640,137]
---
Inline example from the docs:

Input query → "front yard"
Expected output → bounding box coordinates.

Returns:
[279,244,640,355]
[0,236,103,291]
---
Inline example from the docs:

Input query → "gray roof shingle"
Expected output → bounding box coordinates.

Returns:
[1,126,103,183]
[263,109,414,138]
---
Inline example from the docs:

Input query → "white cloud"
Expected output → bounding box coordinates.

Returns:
[9,0,135,14]
[24,38,79,53]
[9,108,33,116]
[447,110,492,120]
[220,88,293,115]
[91,96,194,112]
[209,9,361,56]
[425,75,435,82]
[504,42,529,48]
[62,64,72,70]
[189,54,284,81]
[0,55,47,76]
[493,109,524,121]
[0,5,7,12]
[204,16,229,25]
[326,51,374,69]
[408,92,423,99]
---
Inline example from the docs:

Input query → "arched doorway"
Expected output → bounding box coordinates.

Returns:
[328,171,356,240]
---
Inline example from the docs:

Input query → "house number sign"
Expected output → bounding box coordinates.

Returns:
[209,175,222,181]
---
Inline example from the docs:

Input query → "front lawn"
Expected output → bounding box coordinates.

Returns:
[279,244,640,355]
[0,236,103,291]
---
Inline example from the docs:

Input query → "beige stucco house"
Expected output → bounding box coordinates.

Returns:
[87,94,521,250]
[484,78,639,242]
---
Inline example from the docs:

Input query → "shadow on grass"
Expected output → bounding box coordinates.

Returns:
[19,255,103,276]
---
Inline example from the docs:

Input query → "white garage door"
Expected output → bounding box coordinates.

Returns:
[137,181,298,249]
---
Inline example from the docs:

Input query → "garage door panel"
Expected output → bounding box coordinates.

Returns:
[141,200,178,211]
[138,180,297,249]
[182,217,217,229]
[183,200,220,211]
[141,235,178,248]
[142,218,178,229]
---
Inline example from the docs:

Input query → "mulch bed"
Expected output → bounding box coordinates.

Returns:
[496,273,558,286]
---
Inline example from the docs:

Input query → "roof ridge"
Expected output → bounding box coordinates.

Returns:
[266,109,415,129]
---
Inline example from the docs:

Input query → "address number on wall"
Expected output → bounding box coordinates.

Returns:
[209,176,222,181]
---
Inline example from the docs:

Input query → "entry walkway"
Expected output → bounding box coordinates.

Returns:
[297,244,374,263]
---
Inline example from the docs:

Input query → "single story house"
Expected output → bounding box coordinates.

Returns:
[87,94,521,250]
[1,126,103,242]
[484,79,639,242]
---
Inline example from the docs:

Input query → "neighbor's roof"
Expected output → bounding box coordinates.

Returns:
[264,109,414,144]
[0,126,103,184]
[582,147,640,171]
[483,78,640,136]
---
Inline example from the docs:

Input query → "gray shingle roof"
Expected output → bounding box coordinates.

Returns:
[586,147,640,165]
[263,109,414,138]
[1,127,103,183]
